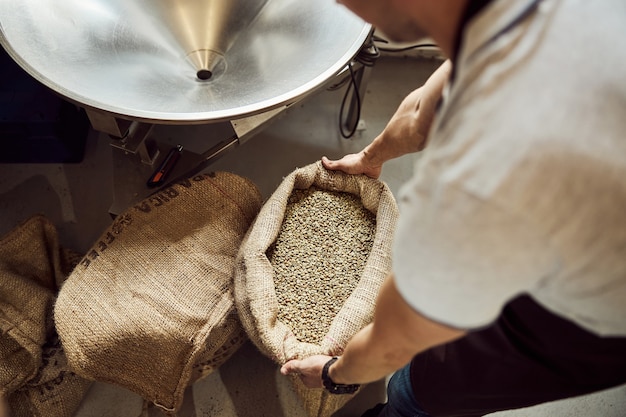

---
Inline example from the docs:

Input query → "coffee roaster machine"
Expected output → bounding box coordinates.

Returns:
[0,0,374,214]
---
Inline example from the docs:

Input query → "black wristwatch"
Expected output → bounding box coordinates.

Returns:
[321,357,360,395]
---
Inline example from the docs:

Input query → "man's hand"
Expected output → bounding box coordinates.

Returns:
[321,153,382,179]
[280,355,333,388]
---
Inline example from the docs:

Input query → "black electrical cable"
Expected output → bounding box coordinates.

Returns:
[377,43,439,52]
[338,63,361,139]
[355,41,380,67]
[326,74,351,92]
[372,35,390,44]
[372,34,439,53]
[337,36,382,139]
[329,38,379,92]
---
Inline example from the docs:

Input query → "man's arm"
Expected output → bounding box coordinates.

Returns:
[321,59,452,179]
[280,274,465,387]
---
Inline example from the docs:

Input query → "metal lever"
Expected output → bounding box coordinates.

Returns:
[146,144,183,187]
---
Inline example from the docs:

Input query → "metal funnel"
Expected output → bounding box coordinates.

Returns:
[151,0,269,81]
[0,0,370,123]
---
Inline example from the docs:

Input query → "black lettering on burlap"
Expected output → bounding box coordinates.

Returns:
[104,231,115,244]
[178,179,193,188]
[135,202,152,213]
[96,232,116,253]
[150,196,164,207]
[79,216,132,270]
[33,371,67,396]
[162,187,179,199]
[147,187,179,208]
[35,384,46,397]
[79,250,99,269]
[49,371,66,387]
[114,213,133,232]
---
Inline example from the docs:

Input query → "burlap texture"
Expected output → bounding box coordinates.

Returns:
[0,215,91,417]
[54,172,263,413]
[234,161,398,417]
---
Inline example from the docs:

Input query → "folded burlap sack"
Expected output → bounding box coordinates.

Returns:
[234,161,398,417]
[0,215,91,417]
[55,172,263,413]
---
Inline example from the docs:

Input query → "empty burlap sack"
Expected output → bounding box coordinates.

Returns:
[0,215,91,417]
[55,172,263,413]
[234,161,398,417]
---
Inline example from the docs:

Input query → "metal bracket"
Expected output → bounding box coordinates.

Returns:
[109,122,159,165]
[86,108,132,138]
[231,105,288,143]
[86,108,159,165]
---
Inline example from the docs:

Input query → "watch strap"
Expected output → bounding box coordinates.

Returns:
[322,357,360,395]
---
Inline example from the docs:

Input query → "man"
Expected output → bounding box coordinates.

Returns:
[281,0,626,416]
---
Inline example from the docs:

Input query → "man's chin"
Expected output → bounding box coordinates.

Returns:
[375,25,429,44]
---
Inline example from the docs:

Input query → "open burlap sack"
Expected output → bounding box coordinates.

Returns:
[234,161,398,417]
[0,215,91,417]
[55,172,263,413]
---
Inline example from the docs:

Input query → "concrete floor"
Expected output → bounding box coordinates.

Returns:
[1,56,625,416]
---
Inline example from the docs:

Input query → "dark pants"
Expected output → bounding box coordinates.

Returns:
[377,295,626,417]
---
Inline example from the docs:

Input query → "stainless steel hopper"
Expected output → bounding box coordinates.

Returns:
[0,0,370,123]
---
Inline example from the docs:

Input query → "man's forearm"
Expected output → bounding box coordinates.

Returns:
[279,275,465,389]
[328,322,414,385]
[328,274,465,385]
[363,59,452,166]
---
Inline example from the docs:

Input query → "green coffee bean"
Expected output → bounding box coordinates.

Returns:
[267,186,376,344]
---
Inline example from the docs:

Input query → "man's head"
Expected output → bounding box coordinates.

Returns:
[336,0,468,58]
[337,0,428,42]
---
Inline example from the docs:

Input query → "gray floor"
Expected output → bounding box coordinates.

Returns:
[1,56,625,416]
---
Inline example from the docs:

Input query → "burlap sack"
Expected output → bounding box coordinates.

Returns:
[54,172,263,413]
[0,215,91,417]
[234,161,398,417]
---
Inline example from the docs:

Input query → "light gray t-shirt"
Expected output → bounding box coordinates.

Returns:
[393,0,626,337]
